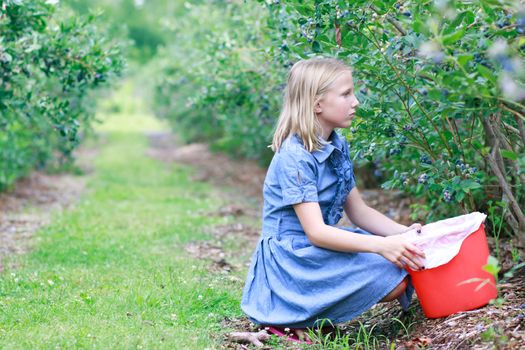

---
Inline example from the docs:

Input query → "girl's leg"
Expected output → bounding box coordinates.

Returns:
[380,276,409,302]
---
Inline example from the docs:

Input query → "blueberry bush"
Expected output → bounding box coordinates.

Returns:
[0,0,124,190]
[152,0,524,243]
[151,0,283,163]
[261,0,524,241]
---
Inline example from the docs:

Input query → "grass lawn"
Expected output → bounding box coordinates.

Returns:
[0,82,248,349]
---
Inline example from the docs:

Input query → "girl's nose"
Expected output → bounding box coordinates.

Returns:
[352,96,360,108]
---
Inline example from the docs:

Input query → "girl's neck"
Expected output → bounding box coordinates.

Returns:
[321,128,334,141]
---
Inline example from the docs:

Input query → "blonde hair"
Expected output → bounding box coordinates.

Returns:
[271,57,352,152]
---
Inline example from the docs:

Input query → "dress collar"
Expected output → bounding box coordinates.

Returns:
[311,131,344,163]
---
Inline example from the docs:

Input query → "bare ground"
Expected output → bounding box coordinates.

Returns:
[0,145,95,272]
[147,132,525,350]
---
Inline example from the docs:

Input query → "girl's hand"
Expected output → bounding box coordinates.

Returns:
[377,235,426,270]
[406,223,422,234]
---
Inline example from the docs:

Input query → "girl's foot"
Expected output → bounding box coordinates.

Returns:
[265,326,313,344]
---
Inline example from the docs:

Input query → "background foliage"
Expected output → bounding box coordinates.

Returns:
[0,0,124,190]
[2,0,523,244]
[152,0,525,244]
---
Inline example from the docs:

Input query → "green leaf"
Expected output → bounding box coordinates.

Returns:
[312,40,322,53]
[460,179,482,193]
[457,54,473,68]
[442,28,465,45]
[483,255,501,277]
[500,149,517,161]
[477,65,496,84]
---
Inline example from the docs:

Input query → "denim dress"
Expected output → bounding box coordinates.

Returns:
[241,131,413,328]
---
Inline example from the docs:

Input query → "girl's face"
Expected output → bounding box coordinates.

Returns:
[315,71,359,139]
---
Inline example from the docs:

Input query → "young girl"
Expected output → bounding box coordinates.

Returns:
[241,57,425,338]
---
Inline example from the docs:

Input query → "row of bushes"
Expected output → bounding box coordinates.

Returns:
[151,0,524,244]
[0,1,124,190]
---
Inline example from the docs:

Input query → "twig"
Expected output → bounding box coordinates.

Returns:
[334,20,341,46]
[481,116,505,172]
[502,121,520,137]
[501,101,525,122]
[370,5,406,36]
[444,313,467,325]
[490,114,525,187]
[452,329,484,350]
[515,113,525,146]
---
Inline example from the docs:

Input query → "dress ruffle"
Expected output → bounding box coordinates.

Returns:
[326,146,355,225]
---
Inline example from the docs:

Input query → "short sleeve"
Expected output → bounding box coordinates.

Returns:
[276,146,318,206]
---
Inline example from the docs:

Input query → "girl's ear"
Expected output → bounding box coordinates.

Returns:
[314,101,322,114]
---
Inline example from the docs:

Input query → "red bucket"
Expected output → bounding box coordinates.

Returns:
[407,224,497,318]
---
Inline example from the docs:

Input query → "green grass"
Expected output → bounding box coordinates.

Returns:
[0,82,246,349]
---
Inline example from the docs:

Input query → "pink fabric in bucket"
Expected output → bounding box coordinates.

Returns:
[402,212,487,269]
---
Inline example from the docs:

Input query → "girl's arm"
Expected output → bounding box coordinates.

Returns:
[293,201,425,270]
[343,187,416,236]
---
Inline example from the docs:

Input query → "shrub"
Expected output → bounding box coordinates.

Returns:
[0,0,124,190]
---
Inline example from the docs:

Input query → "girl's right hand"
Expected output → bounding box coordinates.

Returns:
[377,235,426,271]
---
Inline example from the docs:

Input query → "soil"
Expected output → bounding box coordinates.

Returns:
[0,138,101,272]
[147,132,525,350]
[0,166,88,272]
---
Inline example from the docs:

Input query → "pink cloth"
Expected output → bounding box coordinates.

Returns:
[402,212,487,269]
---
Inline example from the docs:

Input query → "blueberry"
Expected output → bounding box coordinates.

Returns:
[402,11,411,17]
[374,169,383,178]
[442,89,450,97]
[418,173,428,184]
[395,3,401,9]
[402,180,408,186]
[350,127,356,133]
[360,87,368,95]
[420,88,428,96]
[474,53,482,63]
[420,155,432,164]
[443,189,452,202]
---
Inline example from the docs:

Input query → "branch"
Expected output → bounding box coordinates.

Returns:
[486,140,525,238]
[516,114,525,147]
[491,114,525,187]
[481,116,505,172]
[370,5,407,36]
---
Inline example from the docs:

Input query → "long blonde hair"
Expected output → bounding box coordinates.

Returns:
[271,57,352,152]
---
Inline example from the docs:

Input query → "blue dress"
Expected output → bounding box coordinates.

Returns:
[241,131,413,328]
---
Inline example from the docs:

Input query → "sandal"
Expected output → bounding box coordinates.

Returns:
[265,326,313,344]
